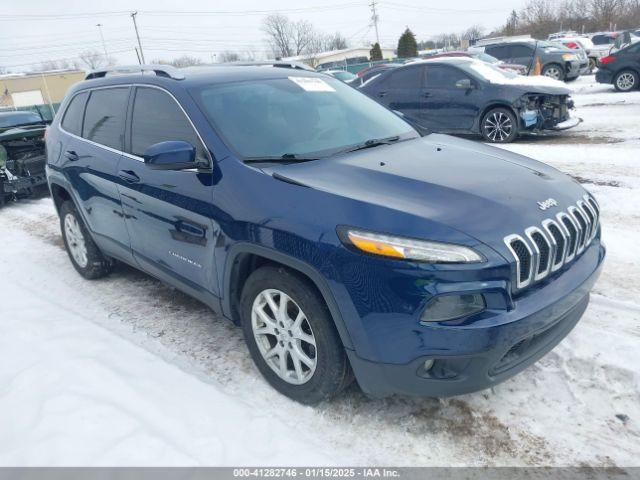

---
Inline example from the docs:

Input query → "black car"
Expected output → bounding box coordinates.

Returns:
[0,111,48,206]
[360,58,580,143]
[596,41,640,91]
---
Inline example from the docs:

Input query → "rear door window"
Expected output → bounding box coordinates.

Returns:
[384,66,424,89]
[510,45,534,58]
[485,45,510,60]
[82,87,129,150]
[130,87,207,162]
[61,91,88,136]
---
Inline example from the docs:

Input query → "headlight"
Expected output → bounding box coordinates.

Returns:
[339,228,485,263]
[562,53,577,61]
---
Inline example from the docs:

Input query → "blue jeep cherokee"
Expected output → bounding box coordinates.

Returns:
[46,64,605,404]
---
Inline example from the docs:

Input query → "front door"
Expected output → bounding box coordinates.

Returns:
[116,86,220,300]
[370,65,427,130]
[423,65,479,131]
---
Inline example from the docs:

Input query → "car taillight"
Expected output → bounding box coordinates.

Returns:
[565,41,579,49]
[599,55,615,64]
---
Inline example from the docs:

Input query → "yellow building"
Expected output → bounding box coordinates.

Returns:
[0,70,85,110]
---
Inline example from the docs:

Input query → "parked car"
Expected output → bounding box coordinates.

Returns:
[0,111,48,206]
[548,32,599,71]
[360,57,579,143]
[596,41,640,91]
[548,38,593,73]
[426,51,527,74]
[590,31,619,60]
[472,38,584,81]
[47,64,604,404]
[322,69,358,83]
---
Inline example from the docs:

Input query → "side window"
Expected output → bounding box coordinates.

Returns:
[511,45,534,58]
[130,87,207,162]
[384,66,424,89]
[61,92,88,136]
[485,45,509,59]
[426,66,470,89]
[82,88,129,150]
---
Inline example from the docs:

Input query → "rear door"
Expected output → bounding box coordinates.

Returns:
[370,65,427,130]
[117,86,219,299]
[508,44,535,72]
[59,87,133,262]
[423,64,479,131]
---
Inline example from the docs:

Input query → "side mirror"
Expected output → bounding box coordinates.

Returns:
[143,141,197,170]
[455,78,474,90]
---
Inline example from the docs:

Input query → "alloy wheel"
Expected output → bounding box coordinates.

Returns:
[484,111,513,142]
[543,66,562,80]
[251,289,317,385]
[64,213,88,268]
[616,72,636,91]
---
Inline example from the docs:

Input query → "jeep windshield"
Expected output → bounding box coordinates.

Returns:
[192,75,418,162]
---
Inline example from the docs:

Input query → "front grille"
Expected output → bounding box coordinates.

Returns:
[504,195,600,290]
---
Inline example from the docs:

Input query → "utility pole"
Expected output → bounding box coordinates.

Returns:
[130,11,146,64]
[96,23,108,61]
[369,1,380,46]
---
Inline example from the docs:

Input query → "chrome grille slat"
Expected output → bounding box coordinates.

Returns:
[504,197,600,291]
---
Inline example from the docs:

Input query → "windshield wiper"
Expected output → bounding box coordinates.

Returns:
[335,135,402,155]
[244,153,318,164]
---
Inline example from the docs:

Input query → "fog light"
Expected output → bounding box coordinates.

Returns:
[423,359,435,371]
[420,294,485,323]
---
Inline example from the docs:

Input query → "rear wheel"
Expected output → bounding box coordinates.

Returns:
[542,63,565,81]
[59,200,115,279]
[240,265,352,404]
[614,70,638,92]
[481,107,518,143]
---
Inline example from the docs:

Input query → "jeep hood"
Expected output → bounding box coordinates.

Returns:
[265,134,587,247]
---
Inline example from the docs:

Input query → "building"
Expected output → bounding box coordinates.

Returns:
[0,70,85,115]
[283,47,395,70]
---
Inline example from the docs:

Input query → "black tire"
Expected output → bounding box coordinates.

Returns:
[613,70,639,92]
[59,200,115,279]
[240,265,352,404]
[480,107,518,143]
[542,63,565,81]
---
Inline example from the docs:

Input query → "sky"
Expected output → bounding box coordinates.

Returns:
[0,0,526,72]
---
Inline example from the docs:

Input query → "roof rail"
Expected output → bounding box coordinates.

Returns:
[474,35,533,47]
[85,64,185,80]
[216,61,315,71]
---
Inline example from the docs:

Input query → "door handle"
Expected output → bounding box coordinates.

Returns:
[64,150,79,161]
[378,91,387,97]
[422,92,432,98]
[118,170,140,184]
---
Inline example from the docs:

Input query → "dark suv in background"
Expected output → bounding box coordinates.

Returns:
[46,64,604,404]
[472,39,584,81]
[597,41,640,91]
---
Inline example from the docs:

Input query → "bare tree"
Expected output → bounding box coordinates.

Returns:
[79,50,115,70]
[263,14,294,58]
[169,55,203,68]
[219,51,240,63]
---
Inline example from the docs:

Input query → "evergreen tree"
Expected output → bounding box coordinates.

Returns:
[369,42,383,61]
[397,28,418,58]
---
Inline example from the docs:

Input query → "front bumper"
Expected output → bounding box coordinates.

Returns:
[347,243,605,398]
[1,172,47,194]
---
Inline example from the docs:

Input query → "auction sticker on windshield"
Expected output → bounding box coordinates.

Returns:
[288,76,336,92]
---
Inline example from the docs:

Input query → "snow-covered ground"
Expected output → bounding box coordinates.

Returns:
[1,76,638,467]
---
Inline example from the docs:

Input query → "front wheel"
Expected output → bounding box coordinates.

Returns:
[240,266,352,404]
[481,107,518,143]
[542,63,565,81]
[614,70,639,92]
